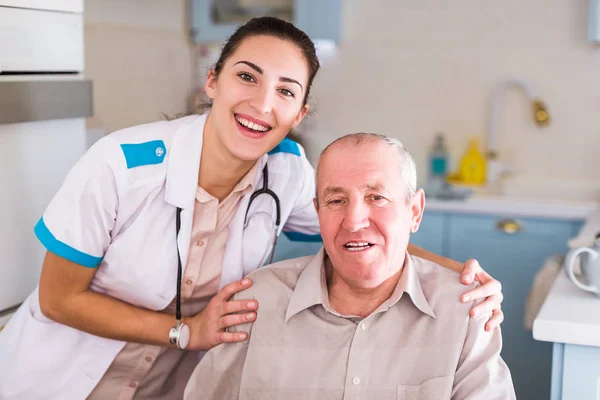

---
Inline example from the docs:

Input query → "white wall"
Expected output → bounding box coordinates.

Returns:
[84,0,195,134]
[301,0,600,199]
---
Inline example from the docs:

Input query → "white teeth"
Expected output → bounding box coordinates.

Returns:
[347,246,369,252]
[344,242,372,251]
[235,115,269,132]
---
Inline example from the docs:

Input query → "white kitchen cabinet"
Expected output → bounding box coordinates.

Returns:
[0,0,82,13]
[0,6,83,72]
[534,270,600,399]
[0,0,89,322]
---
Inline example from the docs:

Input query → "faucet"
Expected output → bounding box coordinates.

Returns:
[486,77,550,184]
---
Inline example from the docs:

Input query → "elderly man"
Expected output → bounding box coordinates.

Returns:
[184,133,515,399]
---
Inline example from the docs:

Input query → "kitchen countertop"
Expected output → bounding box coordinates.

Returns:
[425,194,598,220]
[532,271,600,347]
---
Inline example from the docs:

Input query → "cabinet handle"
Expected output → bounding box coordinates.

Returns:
[495,218,523,234]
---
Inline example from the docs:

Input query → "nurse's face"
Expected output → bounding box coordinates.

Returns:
[204,35,310,162]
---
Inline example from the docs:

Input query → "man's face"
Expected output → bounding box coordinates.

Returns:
[315,140,424,288]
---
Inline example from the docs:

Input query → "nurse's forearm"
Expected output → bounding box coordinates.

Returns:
[39,252,177,347]
[54,290,177,346]
[407,242,463,273]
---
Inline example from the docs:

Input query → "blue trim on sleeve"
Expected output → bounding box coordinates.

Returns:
[283,231,323,242]
[120,140,166,169]
[268,138,301,157]
[34,218,102,268]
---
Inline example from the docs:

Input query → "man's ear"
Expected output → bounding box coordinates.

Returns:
[204,69,218,100]
[409,189,425,233]
[313,197,319,212]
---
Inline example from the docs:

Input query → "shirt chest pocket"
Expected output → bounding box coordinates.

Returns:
[397,376,454,400]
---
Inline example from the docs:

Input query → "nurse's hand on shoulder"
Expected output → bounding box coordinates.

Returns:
[459,259,504,332]
[184,278,257,351]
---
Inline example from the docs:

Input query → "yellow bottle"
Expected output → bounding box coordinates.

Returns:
[458,137,486,185]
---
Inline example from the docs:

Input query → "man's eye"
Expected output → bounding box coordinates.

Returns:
[278,88,295,97]
[371,195,387,202]
[238,73,256,82]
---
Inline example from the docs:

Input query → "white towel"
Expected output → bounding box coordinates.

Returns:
[524,254,563,330]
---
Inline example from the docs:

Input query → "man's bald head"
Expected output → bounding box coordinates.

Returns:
[315,133,417,207]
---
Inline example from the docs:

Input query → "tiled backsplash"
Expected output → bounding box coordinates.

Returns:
[303,0,600,197]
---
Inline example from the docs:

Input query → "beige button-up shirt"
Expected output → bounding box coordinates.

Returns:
[185,249,515,400]
[87,163,258,400]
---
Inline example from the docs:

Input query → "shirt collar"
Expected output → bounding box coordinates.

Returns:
[236,160,260,195]
[165,114,207,210]
[285,250,436,323]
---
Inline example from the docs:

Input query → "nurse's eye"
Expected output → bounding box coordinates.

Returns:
[278,88,295,98]
[238,72,256,83]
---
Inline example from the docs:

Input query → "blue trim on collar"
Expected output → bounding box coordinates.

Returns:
[283,231,323,242]
[268,138,301,157]
[34,218,102,268]
[120,140,166,169]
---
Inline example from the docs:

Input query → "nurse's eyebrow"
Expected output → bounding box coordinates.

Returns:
[234,60,304,91]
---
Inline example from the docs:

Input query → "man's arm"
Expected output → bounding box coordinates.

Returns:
[183,321,252,399]
[452,310,516,399]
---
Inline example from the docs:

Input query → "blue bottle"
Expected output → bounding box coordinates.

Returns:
[428,133,449,195]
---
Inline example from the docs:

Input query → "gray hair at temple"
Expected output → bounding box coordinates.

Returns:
[315,133,418,204]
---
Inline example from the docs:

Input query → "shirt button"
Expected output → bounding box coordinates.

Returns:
[352,376,361,385]
[129,382,138,388]
[360,323,367,331]
[195,240,204,247]
[185,279,193,286]
[145,356,153,362]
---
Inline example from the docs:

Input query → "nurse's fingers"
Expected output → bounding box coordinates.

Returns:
[217,330,249,343]
[485,309,504,331]
[222,299,258,315]
[219,312,256,330]
[214,278,253,302]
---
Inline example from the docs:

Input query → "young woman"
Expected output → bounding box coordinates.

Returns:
[0,17,503,400]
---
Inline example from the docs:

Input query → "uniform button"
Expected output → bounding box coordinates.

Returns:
[185,279,193,286]
[129,382,138,388]
[352,376,361,385]
[360,323,367,331]
[145,356,153,362]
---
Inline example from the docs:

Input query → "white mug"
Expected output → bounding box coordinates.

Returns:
[564,246,600,296]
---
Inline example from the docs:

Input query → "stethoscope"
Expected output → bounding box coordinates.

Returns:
[171,164,281,348]
[243,164,281,265]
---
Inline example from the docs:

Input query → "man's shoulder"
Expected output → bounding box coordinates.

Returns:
[410,255,479,313]
[235,255,314,307]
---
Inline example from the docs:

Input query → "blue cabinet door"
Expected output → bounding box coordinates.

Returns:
[447,214,583,400]
[409,211,446,256]
[562,344,600,399]
[190,0,342,43]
